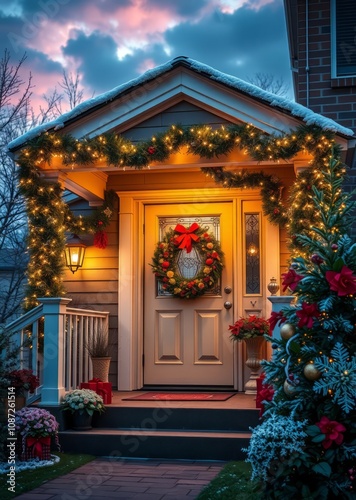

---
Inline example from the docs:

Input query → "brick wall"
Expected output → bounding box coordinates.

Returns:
[294,0,356,133]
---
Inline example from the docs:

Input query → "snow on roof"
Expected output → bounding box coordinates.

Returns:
[8,56,354,150]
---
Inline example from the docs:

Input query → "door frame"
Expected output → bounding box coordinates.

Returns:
[116,187,280,391]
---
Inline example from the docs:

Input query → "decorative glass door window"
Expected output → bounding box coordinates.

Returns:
[245,213,260,294]
[156,215,221,296]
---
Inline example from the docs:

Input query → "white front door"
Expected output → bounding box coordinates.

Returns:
[144,202,234,386]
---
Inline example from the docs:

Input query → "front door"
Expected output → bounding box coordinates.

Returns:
[144,202,234,386]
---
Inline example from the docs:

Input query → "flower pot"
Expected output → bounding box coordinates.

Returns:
[244,337,265,395]
[71,411,93,430]
[91,356,111,382]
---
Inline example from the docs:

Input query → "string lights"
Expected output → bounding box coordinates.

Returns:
[16,122,341,309]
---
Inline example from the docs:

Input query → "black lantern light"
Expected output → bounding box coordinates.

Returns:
[64,234,87,273]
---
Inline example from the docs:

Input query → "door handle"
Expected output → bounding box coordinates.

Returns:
[224,301,232,310]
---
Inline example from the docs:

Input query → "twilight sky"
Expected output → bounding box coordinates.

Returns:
[0,0,293,111]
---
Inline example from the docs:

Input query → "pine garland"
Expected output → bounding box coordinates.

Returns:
[16,121,340,307]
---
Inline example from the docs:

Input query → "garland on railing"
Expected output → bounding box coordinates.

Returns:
[16,121,340,308]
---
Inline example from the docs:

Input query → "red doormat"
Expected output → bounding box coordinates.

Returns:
[123,392,236,401]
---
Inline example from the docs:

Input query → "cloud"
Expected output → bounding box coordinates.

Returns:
[0,0,292,111]
[142,0,210,17]
[62,29,167,93]
[163,1,291,84]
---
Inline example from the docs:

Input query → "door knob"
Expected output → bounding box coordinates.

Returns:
[224,301,232,309]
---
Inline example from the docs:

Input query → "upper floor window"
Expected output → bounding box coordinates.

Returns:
[332,0,356,77]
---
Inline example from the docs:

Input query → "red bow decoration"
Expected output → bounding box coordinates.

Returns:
[174,223,200,253]
[26,436,51,460]
[94,230,108,249]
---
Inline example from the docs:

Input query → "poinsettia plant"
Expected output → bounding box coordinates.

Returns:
[9,369,40,396]
[229,315,271,341]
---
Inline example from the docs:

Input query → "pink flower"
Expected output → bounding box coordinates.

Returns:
[296,302,319,328]
[281,268,303,292]
[316,416,346,449]
[325,265,356,296]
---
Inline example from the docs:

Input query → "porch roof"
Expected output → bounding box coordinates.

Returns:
[8,56,354,153]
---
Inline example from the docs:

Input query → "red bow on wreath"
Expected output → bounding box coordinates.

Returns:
[174,223,200,253]
[26,436,51,460]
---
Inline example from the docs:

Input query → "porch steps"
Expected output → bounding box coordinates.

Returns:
[56,406,259,461]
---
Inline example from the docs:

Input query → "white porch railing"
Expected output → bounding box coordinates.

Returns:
[5,297,109,406]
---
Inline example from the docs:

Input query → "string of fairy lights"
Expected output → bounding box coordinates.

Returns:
[16,121,343,309]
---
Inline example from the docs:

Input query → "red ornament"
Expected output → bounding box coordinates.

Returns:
[94,230,108,249]
[147,146,156,155]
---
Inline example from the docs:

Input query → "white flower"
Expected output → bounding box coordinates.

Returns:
[244,414,308,481]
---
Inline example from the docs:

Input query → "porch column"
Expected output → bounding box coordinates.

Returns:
[38,297,72,406]
[118,197,136,390]
[267,296,295,339]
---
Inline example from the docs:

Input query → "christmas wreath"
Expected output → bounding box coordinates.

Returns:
[151,223,224,298]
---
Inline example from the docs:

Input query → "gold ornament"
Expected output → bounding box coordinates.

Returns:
[303,363,321,381]
[283,379,297,396]
[280,323,296,340]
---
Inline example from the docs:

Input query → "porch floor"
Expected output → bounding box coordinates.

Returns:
[110,391,257,410]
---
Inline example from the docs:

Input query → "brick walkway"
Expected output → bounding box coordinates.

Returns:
[16,458,225,499]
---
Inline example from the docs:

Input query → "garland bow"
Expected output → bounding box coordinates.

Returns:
[26,436,51,459]
[174,223,200,253]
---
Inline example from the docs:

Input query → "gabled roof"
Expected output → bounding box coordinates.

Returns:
[8,56,354,152]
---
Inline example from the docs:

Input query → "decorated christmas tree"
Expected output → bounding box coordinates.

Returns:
[245,157,356,499]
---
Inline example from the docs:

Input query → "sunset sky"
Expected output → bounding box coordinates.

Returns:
[0,0,293,112]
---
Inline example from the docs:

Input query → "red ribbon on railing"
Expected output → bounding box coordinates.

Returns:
[26,436,51,459]
[174,223,200,253]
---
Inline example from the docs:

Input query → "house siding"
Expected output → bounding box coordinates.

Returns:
[64,197,119,387]
[286,0,356,239]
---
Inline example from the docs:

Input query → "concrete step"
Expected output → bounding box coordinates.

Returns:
[91,406,259,432]
[59,428,252,460]
[54,405,259,460]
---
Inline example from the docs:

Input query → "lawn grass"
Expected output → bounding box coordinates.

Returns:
[1,453,95,499]
[197,461,264,499]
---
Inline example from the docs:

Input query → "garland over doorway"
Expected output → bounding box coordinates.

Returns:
[16,122,342,308]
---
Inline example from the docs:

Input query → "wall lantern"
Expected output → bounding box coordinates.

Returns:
[64,234,87,274]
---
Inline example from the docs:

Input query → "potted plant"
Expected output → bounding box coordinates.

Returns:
[15,407,60,461]
[85,327,111,382]
[229,315,270,394]
[61,388,105,430]
[9,369,40,409]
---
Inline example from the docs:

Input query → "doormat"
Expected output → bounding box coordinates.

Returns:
[123,392,236,401]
